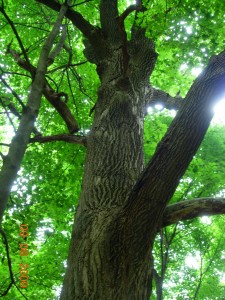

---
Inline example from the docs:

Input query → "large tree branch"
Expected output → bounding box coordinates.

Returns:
[118,48,225,268]
[162,198,225,228]
[30,133,87,146]
[0,4,68,225]
[47,23,68,66]
[43,84,79,133]
[119,0,142,23]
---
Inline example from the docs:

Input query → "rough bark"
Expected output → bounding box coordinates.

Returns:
[60,2,157,298]
[61,48,225,299]
[147,87,183,110]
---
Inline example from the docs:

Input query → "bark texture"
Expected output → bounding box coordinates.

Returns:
[60,2,158,299]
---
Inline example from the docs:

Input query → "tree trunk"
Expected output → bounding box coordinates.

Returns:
[60,25,157,299]
[0,4,69,224]
[57,2,225,299]
[60,93,153,298]
[59,43,225,300]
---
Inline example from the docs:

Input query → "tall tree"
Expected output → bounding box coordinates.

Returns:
[0,0,225,298]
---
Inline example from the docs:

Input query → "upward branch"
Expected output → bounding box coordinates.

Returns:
[119,0,142,23]
[120,48,225,265]
[0,4,69,225]
[100,0,119,38]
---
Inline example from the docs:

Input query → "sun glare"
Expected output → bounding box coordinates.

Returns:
[148,98,225,126]
[185,252,200,269]
[213,99,225,125]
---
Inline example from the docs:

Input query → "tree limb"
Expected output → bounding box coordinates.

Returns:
[100,0,119,38]
[48,23,67,66]
[147,87,184,110]
[70,0,93,7]
[120,48,225,267]
[47,60,87,74]
[0,98,17,132]
[162,198,225,227]
[0,72,26,109]
[30,133,87,146]
[43,84,79,133]
[119,2,142,23]
[0,228,15,296]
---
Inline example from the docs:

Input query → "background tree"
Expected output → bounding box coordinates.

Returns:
[0,0,225,299]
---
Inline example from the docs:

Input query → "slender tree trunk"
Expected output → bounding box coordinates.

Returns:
[153,270,163,300]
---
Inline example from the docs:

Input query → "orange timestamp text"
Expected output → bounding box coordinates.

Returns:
[19,224,29,288]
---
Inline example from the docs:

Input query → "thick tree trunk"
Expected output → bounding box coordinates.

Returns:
[60,92,153,298]
[1,1,225,299]
[60,44,225,300]
[60,25,157,299]
[57,2,225,299]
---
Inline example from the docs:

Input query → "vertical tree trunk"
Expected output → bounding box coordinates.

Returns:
[60,88,153,297]
[60,29,158,299]
[59,2,225,298]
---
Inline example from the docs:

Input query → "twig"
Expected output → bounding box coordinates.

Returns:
[70,0,92,7]
[66,69,78,114]
[0,72,26,110]
[0,227,15,296]
[0,98,17,132]
[0,6,34,77]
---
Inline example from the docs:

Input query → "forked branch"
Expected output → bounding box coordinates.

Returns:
[120,48,225,267]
